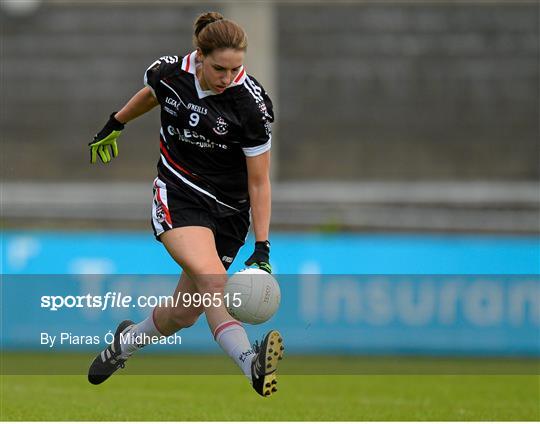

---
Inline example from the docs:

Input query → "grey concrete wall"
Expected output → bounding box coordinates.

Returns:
[1,3,219,181]
[278,3,539,180]
[2,2,538,182]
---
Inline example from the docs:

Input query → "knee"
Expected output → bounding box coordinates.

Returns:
[192,274,228,294]
[187,263,228,294]
[168,307,203,329]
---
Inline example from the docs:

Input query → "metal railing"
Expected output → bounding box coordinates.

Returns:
[2,181,538,232]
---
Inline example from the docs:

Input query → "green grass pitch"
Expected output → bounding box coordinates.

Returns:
[1,354,538,421]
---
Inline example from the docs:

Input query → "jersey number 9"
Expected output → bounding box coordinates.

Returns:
[189,113,199,127]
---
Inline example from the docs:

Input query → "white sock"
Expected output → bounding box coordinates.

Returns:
[214,320,256,380]
[119,309,165,359]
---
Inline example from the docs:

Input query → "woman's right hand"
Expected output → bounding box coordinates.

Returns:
[89,113,125,164]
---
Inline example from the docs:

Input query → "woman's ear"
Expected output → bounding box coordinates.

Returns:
[195,48,204,63]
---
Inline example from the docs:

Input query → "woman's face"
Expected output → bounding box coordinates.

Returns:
[197,48,245,94]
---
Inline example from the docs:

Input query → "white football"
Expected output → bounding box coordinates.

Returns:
[224,268,281,324]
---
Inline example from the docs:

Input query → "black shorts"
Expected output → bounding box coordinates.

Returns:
[151,177,250,270]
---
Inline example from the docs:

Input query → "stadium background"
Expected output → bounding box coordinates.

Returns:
[1,0,539,421]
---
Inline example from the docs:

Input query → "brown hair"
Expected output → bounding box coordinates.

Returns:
[193,12,248,55]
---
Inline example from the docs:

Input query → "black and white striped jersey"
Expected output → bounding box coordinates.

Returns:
[144,51,274,216]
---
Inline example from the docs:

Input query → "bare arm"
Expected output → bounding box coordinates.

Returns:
[114,87,159,124]
[246,151,272,242]
[89,87,159,164]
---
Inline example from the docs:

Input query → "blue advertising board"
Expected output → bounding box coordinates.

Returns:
[1,231,539,355]
[2,231,539,275]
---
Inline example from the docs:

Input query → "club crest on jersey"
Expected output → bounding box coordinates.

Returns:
[213,116,229,135]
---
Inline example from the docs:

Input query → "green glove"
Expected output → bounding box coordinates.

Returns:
[89,113,125,164]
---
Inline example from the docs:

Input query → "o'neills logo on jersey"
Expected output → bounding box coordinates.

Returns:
[213,116,229,135]
[188,103,208,115]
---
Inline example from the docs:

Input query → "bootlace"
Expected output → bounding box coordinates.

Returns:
[252,338,262,354]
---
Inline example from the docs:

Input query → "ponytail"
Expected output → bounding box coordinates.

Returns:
[193,11,247,55]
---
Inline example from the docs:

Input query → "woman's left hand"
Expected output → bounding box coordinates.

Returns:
[244,240,272,273]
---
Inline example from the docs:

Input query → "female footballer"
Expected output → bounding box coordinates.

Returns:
[87,12,284,397]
